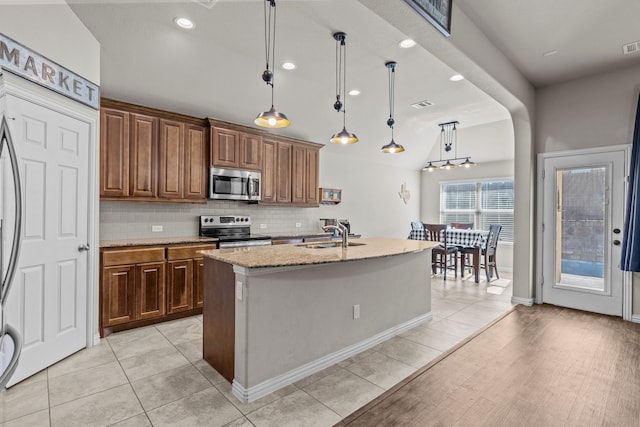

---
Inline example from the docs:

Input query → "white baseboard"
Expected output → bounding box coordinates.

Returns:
[232,312,433,403]
[631,315,640,324]
[511,296,534,306]
[93,333,101,346]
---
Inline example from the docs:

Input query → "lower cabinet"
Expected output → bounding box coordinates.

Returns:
[100,243,216,336]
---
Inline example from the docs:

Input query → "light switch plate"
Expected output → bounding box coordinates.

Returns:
[152,225,163,232]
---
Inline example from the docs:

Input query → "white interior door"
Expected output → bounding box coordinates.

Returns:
[541,147,627,316]
[3,93,90,386]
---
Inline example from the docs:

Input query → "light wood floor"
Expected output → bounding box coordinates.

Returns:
[339,304,640,427]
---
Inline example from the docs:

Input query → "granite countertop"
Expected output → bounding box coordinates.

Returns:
[100,236,218,248]
[199,237,438,268]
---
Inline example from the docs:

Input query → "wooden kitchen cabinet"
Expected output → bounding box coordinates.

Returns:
[101,264,135,326]
[129,113,158,198]
[100,99,208,203]
[100,108,130,197]
[100,243,215,337]
[210,122,263,171]
[167,259,194,314]
[101,247,166,331]
[158,119,185,199]
[260,136,321,207]
[135,261,166,320]
[276,141,293,203]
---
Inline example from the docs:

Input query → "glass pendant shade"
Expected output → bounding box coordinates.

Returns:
[381,139,405,153]
[254,105,290,128]
[330,127,358,144]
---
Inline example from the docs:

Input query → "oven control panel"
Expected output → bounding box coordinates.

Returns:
[200,215,252,228]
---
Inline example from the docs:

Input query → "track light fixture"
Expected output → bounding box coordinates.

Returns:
[381,61,404,153]
[255,0,290,128]
[330,32,358,144]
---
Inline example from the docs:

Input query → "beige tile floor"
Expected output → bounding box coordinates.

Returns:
[0,271,514,427]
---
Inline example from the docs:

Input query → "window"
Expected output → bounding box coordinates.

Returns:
[440,179,514,242]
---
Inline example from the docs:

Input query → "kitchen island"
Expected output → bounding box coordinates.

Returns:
[200,237,438,402]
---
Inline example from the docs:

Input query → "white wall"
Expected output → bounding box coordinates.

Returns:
[0,1,100,85]
[536,62,640,316]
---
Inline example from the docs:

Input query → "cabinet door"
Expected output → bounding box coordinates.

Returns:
[135,261,166,320]
[239,132,262,170]
[261,138,277,203]
[102,265,135,326]
[291,145,306,204]
[211,127,239,168]
[100,108,129,197]
[158,119,184,199]
[276,141,292,203]
[129,113,157,198]
[167,259,194,314]
[305,147,320,205]
[184,124,207,200]
[194,257,205,309]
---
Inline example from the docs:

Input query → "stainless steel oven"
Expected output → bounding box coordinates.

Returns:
[209,167,261,201]
[199,215,271,248]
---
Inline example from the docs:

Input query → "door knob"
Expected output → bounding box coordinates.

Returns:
[613,240,621,246]
[78,243,90,252]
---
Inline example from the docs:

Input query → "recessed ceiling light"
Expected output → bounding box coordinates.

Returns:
[449,74,465,81]
[348,89,360,96]
[175,17,194,29]
[282,62,296,70]
[399,39,416,48]
[543,50,558,57]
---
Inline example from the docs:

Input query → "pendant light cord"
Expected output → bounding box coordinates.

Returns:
[264,0,277,104]
[388,64,395,128]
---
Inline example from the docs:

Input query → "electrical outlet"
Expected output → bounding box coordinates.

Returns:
[260,223,267,229]
[295,222,302,228]
[151,225,163,232]
[353,304,360,319]
[236,281,243,301]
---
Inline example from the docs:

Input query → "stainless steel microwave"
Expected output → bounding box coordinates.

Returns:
[209,167,261,201]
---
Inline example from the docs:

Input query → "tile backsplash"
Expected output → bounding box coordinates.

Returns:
[99,200,330,241]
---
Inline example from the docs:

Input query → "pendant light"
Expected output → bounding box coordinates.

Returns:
[330,32,358,144]
[422,121,477,171]
[381,61,404,153]
[255,0,290,128]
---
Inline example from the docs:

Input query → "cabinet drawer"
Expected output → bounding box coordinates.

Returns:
[167,244,217,260]
[102,247,165,266]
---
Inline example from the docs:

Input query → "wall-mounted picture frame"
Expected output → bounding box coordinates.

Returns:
[404,0,452,37]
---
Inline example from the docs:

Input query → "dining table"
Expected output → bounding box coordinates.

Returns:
[408,228,489,283]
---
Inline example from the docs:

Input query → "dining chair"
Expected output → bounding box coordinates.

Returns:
[450,222,473,229]
[423,223,458,280]
[460,224,502,282]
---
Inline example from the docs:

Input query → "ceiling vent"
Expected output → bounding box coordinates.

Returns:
[411,100,435,109]
[622,41,640,55]
[191,0,218,9]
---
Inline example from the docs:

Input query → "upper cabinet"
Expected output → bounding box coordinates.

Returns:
[260,135,321,207]
[100,99,208,203]
[209,120,263,171]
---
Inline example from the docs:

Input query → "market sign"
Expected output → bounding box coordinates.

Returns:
[0,32,99,110]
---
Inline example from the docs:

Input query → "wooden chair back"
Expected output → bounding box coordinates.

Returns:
[451,222,473,230]
[486,224,502,255]
[423,223,447,246]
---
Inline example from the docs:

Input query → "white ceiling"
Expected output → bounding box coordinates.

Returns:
[65,0,640,170]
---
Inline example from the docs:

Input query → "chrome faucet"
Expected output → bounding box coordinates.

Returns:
[322,223,349,248]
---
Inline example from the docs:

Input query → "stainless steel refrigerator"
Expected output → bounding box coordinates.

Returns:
[0,115,23,388]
